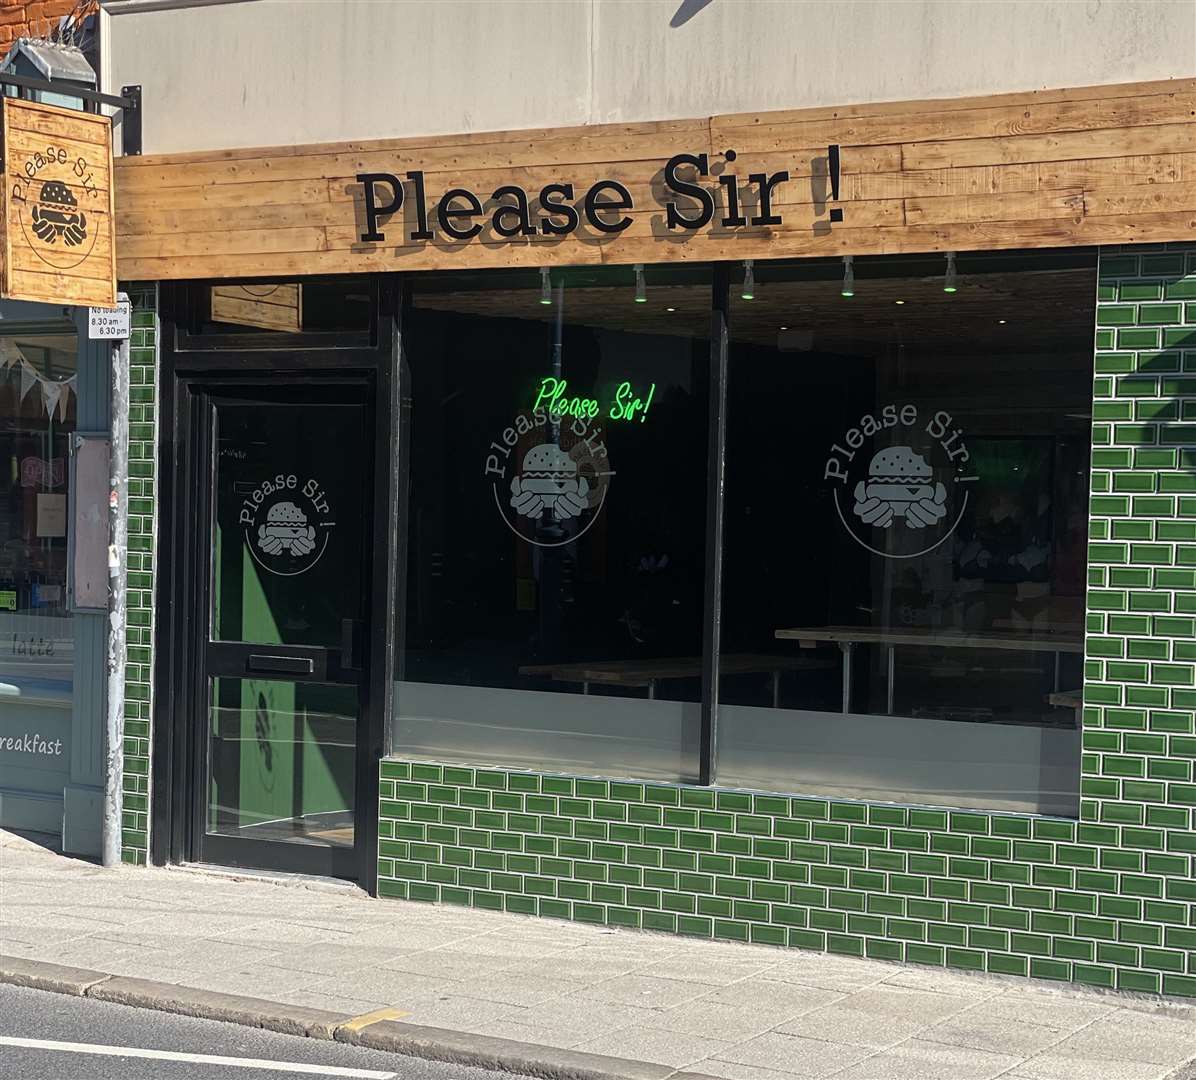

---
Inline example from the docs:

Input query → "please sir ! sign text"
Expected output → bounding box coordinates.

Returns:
[356,151,794,243]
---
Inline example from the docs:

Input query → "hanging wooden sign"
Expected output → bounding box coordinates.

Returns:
[2,97,116,307]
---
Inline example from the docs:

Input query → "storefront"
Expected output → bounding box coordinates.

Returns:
[0,30,120,857]
[102,4,1196,995]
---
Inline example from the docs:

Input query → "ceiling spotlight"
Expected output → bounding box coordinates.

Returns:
[780,325,789,330]
[944,251,958,294]
[998,318,1007,324]
[666,306,676,312]
[841,255,855,298]
[894,299,905,305]
[741,259,756,301]
[539,267,552,305]
[634,264,647,303]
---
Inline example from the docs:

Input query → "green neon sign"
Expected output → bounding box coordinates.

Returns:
[532,377,656,423]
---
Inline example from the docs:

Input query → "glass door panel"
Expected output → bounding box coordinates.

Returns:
[207,677,356,847]
[212,400,366,648]
[195,385,371,880]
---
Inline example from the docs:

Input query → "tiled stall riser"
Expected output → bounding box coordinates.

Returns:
[120,285,157,865]
[379,245,1196,999]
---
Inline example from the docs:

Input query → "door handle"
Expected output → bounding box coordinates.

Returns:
[246,654,314,676]
[341,618,361,672]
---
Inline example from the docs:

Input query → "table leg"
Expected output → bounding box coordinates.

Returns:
[840,642,853,714]
[1053,651,1061,693]
[772,670,780,709]
[648,679,656,700]
[583,682,590,695]
[886,644,896,715]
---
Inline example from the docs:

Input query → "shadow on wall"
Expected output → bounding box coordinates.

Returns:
[671,0,716,29]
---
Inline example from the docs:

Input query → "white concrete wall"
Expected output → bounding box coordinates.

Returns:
[103,0,1196,154]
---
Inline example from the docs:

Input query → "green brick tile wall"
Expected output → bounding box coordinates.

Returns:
[378,245,1196,999]
[120,284,158,866]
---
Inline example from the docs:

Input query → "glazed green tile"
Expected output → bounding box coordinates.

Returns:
[904,943,944,967]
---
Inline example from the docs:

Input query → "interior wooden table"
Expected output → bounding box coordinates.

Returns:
[519,653,832,705]
[774,626,1085,715]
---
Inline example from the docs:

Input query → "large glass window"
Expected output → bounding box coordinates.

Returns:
[394,251,1092,817]
[0,327,77,754]
[716,251,1093,815]
[395,266,712,781]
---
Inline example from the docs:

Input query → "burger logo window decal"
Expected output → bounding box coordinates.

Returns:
[485,407,612,547]
[510,443,591,522]
[239,475,335,576]
[854,447,947,530]
[826,405,975,559]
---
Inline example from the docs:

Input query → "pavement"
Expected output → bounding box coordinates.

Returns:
[0,982,531,1080]
[2,829,1196,1080]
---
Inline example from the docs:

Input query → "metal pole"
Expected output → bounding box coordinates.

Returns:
[698,265,730,786]
[101,335,129,868]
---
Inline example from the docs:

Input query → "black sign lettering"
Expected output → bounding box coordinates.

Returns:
[354,150,804,245]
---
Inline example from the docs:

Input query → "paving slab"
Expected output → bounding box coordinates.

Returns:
[775,985,975,1048]
[712,1031,874,1077]
[573,973,714,1009]
[918,1008,1074,1056]
[829,1038,1023,1080]
[1008,1055,1175,1080]
[572,1025,736,1068]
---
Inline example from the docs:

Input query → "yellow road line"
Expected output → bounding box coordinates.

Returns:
[339,1007,409,1033]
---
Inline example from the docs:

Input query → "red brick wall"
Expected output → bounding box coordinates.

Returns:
[0,1,88,55]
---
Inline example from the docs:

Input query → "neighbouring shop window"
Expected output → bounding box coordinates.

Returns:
[395,266,712,780]
[716,251,1093,815]
[0,327,77,760]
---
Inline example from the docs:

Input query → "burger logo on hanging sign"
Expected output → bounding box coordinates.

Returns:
[10,144,101,269]
[825,405,975,559]
[239,474,335,576]
[484,405,613,548]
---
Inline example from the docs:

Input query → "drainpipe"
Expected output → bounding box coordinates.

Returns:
[102,335,129,868]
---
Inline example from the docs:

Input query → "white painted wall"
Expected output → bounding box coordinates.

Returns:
[103,0,1196,154]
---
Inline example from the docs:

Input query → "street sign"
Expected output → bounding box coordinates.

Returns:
[88,293,131,339]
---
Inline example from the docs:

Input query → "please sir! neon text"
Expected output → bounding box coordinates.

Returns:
[532,377,656,423]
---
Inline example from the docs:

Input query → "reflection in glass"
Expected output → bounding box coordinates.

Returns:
[207,677,356,847]
[0,330,77,713]
[199,280,374,336]
[718,251,1093,815]
[396,266,711,780]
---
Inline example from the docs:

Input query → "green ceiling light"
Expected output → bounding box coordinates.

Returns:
[841,254,855,298]
[741,259,756,300]
[634,264,647,303]
[944,251,958,294]
[539,267,552,305]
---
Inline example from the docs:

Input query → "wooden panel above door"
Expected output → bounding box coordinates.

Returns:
[112,77,1196,281]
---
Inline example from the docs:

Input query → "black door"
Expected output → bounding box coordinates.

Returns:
[190,382,372,879]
